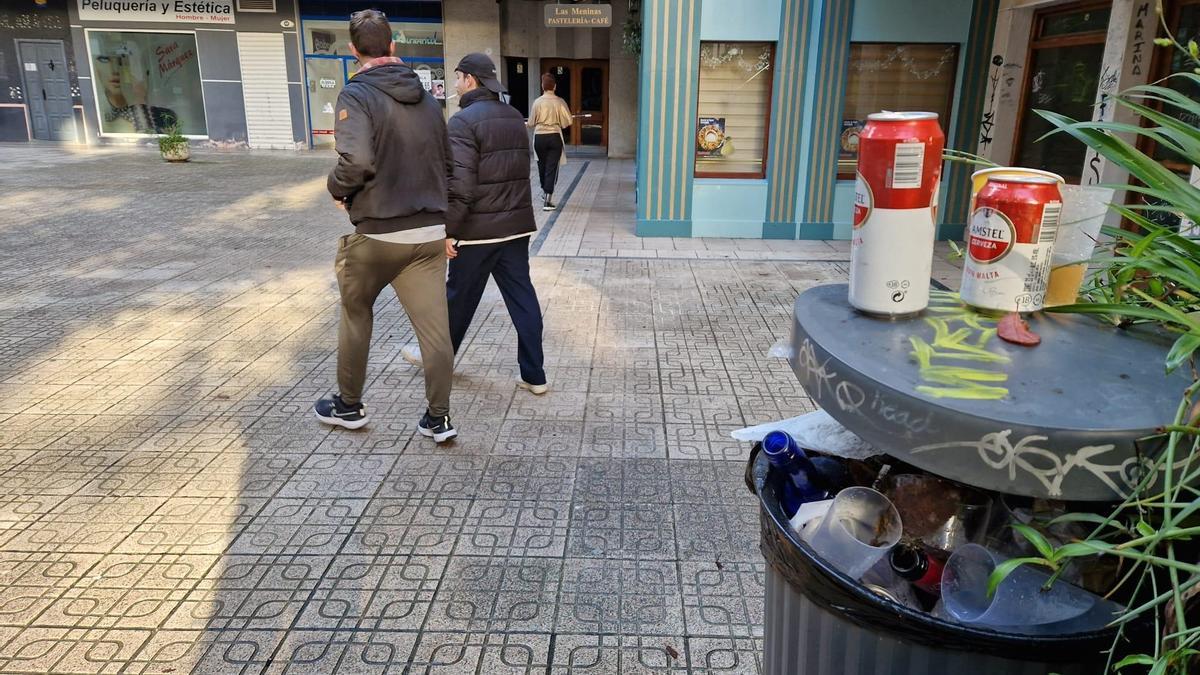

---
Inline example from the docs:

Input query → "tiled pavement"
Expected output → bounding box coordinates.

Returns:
[0,145,961,674]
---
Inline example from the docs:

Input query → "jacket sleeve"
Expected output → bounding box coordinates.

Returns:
[526,98,537,129]
[327,90,374,201]
[446,115,478,238]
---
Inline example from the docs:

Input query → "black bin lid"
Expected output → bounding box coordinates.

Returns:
[790,284,1187,501]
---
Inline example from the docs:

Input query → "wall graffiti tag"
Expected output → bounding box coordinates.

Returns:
[979,55,1003,151]
[1130,1,1150,77]
[911,428,1184,498]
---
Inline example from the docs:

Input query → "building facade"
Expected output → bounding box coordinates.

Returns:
[634,0,1193,239]
[1,0,639,156]
[6,0,1192,240]
[635,0,1000,239]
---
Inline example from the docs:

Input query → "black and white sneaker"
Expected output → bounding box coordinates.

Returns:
[314,395,368,430]
[543,194,556,211]
[418,411,458,443]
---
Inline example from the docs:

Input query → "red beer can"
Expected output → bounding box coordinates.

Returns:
[849,111,945,318]
[960,175,1062,312]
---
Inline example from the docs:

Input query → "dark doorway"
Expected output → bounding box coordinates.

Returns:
[540,58,608,147]
[504,56,529,117]
[17,40,75,142]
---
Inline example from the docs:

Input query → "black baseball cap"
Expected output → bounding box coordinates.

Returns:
[455,52,506,94]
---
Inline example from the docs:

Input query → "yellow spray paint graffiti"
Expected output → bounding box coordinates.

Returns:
[910,292,1011,400]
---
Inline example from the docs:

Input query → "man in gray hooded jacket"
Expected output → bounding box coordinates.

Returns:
[314,9,458,443]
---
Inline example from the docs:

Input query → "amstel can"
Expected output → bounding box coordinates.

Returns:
[960,175,1062,313]
[849,111,945,318]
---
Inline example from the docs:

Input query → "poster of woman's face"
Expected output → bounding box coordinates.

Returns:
[88,31,207,136]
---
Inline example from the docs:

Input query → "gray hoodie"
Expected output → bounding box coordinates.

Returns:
[327,61,454,235]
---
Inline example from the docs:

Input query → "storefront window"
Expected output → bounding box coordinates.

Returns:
[302,15,445,147]
[837,43,959,175]
[1012,4,1111,183]
[695,41,774,178]
[86,31,207,136]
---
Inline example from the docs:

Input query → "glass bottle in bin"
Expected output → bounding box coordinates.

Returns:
[762,431,832,517]
[889,543,946,596]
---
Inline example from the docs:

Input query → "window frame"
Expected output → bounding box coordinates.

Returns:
[1009,0,1112,179]
[1138,0,1200,174]
[693,40,776,180]
[835,41,961,180]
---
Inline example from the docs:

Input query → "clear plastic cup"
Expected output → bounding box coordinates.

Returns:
[804,487,902,580]
[941,543,1096,628]
[1044,184,1114,307]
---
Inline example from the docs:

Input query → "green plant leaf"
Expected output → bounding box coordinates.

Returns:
[1048,512,1131,534]
[1012,523,1055,559]
[1167,333,1200,373]
[1136,519,1157,538]
[1053,542,1104,559]
[1114,654,1156,669]
[987,557,1048,598]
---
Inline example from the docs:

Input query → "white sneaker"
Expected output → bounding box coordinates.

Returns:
[517,380,549,395]
[401,344,423,367]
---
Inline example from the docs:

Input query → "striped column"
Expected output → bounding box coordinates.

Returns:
[635,0,702,237]
[763,0,815,239]
[942,0,1002,235]
[798,0,855,237]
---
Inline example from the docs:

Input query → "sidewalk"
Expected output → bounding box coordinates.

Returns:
[0,146,960,673]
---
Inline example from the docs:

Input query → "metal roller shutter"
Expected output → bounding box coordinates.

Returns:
[237,32,296,149]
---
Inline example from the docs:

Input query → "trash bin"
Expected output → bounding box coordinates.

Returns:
[745,446,1136,675]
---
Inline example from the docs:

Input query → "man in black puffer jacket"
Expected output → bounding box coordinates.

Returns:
[404,53,548,395]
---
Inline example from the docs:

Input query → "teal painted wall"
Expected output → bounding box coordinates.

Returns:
[764,0,813,238]
[635,0,996,239]
[700,0,782,41]
[827,0,975,236]
[636,0,702,237]
[692,180,770,238]
[689,0,781,238]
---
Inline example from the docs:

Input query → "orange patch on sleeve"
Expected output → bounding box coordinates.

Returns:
[338,109,348,121]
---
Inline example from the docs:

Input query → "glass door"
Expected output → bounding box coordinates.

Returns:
[306,56,347,148]
[541,59,608,147]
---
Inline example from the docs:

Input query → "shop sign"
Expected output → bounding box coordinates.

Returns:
[319,78,336,89]
[544,3,612,28]
[78,0,236,25]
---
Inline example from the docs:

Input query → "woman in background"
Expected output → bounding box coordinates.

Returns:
[526,73,573,211]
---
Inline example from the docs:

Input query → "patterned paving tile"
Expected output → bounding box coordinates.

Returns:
[0,151,892,673]
[408,631,551,674]
[267,629,418,673]
[557,558,685,634]
[425,556,560,632]
[164,553,332,632]
[343,498,470,556]
[549,634,690,673]
[230,499,365,556]
[297,555,443,631]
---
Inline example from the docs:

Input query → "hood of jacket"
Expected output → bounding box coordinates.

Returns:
[351,62,426,105]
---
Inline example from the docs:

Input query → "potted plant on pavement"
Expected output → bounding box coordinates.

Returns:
[158,123,190,162]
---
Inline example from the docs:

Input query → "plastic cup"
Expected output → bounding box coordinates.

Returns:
[804,487,902,580]
[941,543,1097,628]
[1044,184,1114,307]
